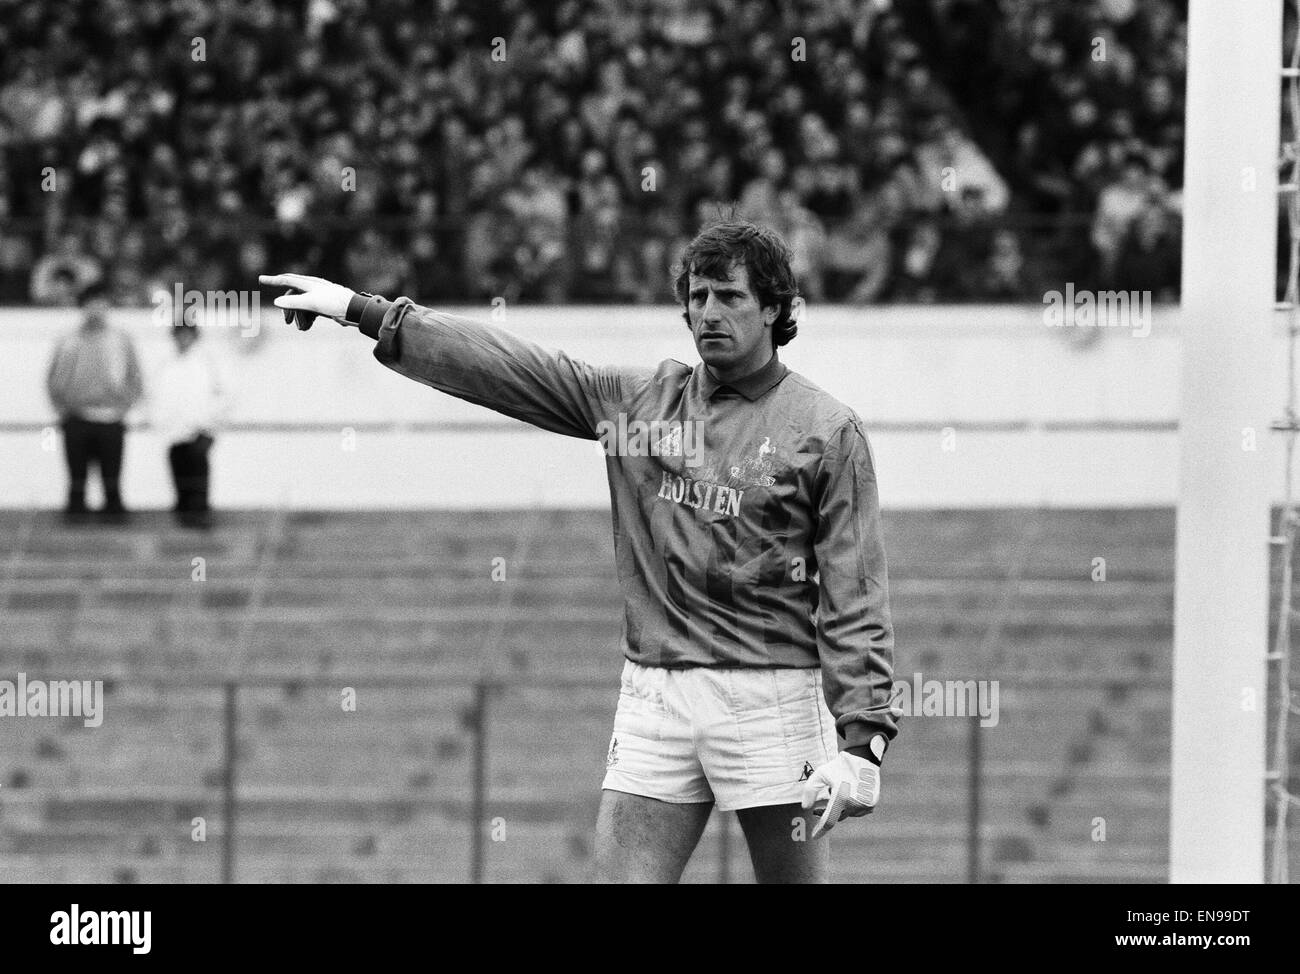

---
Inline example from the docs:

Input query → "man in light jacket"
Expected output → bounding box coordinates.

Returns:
[46,282,144,524]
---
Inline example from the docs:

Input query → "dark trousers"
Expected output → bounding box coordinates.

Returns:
[169,435,213,513]
[61,418,125,512]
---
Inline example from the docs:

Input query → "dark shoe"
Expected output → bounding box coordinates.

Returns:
[178,511,214,531]
[98,506,131,526]
[61,506,92,526]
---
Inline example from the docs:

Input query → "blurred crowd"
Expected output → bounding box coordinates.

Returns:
[0,0,1192,306]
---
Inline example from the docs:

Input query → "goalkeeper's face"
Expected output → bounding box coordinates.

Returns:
[686,263,778,382]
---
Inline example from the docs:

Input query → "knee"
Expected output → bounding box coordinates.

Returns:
[589,843,627,883]
[590,817,638,883]
[590,821,672,884]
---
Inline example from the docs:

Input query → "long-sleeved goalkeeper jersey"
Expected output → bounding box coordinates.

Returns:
[360,296,898,751]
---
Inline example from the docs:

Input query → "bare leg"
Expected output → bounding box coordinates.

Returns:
[736,803,829,884]
[592,789,712,883]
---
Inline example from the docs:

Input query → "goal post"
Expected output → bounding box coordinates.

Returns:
[1171,0,1282,883]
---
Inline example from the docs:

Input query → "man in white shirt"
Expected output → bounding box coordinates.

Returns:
[151,322,228,529]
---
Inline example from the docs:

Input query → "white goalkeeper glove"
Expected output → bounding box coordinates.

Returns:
[259,273,357,329]
[799,750,881,839]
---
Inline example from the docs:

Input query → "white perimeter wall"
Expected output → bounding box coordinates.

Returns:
[0,303,1285,509]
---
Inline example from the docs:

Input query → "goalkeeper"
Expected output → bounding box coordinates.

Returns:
[259,219,898,883]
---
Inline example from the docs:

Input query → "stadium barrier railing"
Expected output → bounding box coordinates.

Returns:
[12,669,1177,884]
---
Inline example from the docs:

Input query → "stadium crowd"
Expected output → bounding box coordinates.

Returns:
[0,0,1189,306]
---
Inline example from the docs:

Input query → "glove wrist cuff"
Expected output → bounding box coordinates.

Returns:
[344,292,392,339]
[845,734,887,766]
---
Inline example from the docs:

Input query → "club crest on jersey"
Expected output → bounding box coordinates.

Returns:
[697,436,783,489]
[728,436,779,487]
[595,415,703,467]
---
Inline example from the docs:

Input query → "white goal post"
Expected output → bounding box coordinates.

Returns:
[1171,0,1282,883]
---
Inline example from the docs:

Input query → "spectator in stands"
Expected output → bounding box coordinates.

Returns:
[777,189,828,303]
[46,282,144,524]
[402,232,458,304]
[102,228,150,307]
[1115,204,1181,301]
[343,229,410,300]
[822,187,897,304]
[890,221,947,303]
[0,228,34,303]
[980,229,1031,301]
[151,319,229,530]
[0,59,68,143]
[1010,121,1076,212]
[30,232,102,306]
[1092,154,1164,286]
[913,116,1010,216]
[42,267,81,308]
[630,233,671,304]
[570,185,627,301]
[462,199,513,300]
[737,148,787,230]
[890,209,982,304]
[504,164,570,302]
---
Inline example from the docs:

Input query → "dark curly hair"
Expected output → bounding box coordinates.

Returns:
[672,218,801,347]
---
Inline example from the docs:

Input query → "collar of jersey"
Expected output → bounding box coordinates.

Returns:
[697,353,789,402]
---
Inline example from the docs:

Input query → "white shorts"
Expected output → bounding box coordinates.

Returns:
[601,658,838,812]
